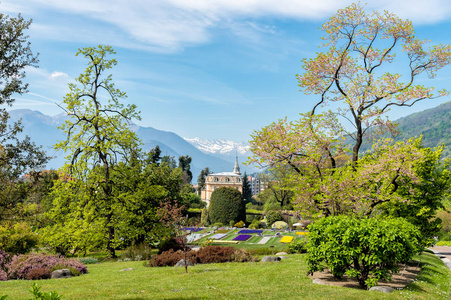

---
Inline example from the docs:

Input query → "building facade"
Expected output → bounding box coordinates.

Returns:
[200,157,242,206]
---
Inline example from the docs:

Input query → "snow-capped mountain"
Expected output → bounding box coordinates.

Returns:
[184,137,249,155]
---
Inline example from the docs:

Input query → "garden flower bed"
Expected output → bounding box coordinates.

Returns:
[233,235,252,241]
[210,233,228,240]
[238,229,263,234]
[295,232,309,236]
[215,229,230,234]
[182,227,203,232]
[279,236,294,243]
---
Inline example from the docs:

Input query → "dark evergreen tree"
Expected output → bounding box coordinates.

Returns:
[208,187,245,225]
[197,167,211,195]
[146,145,161,165]
[178,155,193,184]
[241,172,252,203]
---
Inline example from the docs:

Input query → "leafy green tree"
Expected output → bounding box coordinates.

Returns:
[208,187,245,225]
[161,155,177,170]
[52,45,141,258]
[0,13,50,223]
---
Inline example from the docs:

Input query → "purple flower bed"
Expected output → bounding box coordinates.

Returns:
[233,235,252,241]
[238,230,263,234]
[182,227,203,232]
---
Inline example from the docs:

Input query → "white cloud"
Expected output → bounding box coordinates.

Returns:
[49,71,68,81]
[3,0,451,52]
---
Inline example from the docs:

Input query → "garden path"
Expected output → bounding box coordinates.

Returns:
[258,237,270,244]
[428,246,451,270]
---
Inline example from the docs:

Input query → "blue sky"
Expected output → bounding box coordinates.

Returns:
[4,0,451,142]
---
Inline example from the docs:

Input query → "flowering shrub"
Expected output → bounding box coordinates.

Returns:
[233,235,252,241]
[238,230,263,234]
[6,252,87,280]
[279,236,294,243]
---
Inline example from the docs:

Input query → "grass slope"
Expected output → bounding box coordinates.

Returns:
[1,252,449,299]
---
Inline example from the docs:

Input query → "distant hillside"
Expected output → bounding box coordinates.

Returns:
[8,109,245,179]
[393,101,451,157]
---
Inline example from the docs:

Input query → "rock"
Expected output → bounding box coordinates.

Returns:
[261,256,281,262]
[278,256,290,260]
[312,278,328,285]
[369,286,395,293]
[51,269,73,279]
[174,259,194,267]
[275,252,288,256]
[120,268,134,272]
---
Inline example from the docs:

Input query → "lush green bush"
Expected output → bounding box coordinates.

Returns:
[200,207,209,226]
[234,220,245,228]
[208,187,245,226]
[306,216,421,289]
[121,243,153,261]
[286,238,308,254]
[265,210,283,226]
[0,222,38,254]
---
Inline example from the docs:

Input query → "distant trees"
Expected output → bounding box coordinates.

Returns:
[241,172,252,203]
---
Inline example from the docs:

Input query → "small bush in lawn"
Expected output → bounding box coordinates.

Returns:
[212,222,223,228]
[307,216,421,289]
[122,243,153,260]
[232,248,258,263]
[6,252,88,280]
[148,249,184,267]
[287,238,308,254]
[195,246,235,264]
[25,267,52,280]
[78,257,98,264]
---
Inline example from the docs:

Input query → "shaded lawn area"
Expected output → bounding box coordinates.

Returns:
[1,252,449,299]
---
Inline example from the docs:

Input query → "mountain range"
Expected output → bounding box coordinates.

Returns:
[8,101,451,180]
[8,109,257,180]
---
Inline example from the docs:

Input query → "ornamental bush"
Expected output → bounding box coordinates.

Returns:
[306,216,421,289]
[208,187,245,226]
[265,210,283,226]
[6,252,88,280]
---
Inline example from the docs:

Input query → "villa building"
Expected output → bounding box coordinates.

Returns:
[200,157,243,206]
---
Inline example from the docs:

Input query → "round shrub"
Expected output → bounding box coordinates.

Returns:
[272,221,288,229]
[306,216,421,289]
[208,187,245,226]
[266,210,283,226]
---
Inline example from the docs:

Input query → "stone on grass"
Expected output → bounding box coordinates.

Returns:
[369,286,395,293]
[175,259,194,267]
[120,268,134,272]
[276,252,288,256]
[312,278,328,285]
[51,269,73,279]
[261,256,281,262]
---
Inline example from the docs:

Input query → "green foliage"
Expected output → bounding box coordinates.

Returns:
[200,208,209,226]
[234,221,245,228]
[28,283,62,300]
[241,172,252,203]
[307,216,421,289]
[78,257,98,265]
[182,192,206,209]
[0,222,38,254]
[121,243,153,261]
[286,238,308,254]
[208,187,245,226]
[265,210,283,226]
[197,167,211,194]
[212,222,223,228]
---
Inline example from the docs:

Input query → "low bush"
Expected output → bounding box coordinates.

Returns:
[234,221,245,228]
[78,257,99,264]
[148,249,185,267]
[0,222,38,254]
[266,210,283,226]
[212,222,224,228]
[121,243,153,261]
[6,252,88,280]
[232,248,258,263]
[25,267,52,280]
[196,246,236,264]
[286,238,308,254]
[307,216,421,289]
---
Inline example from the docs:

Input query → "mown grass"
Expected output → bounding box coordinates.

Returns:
[1,251,450,299]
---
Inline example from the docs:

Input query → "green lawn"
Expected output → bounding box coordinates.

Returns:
[1,251,450,299]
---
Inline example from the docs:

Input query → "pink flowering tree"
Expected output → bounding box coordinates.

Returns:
[249,3,451,220]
